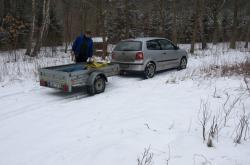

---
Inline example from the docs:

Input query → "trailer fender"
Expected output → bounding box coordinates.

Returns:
[86,71,108,86]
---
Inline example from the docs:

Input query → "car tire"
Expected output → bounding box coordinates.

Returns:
[178,57,187,70]
[119,71,125,76]
[87,75,106,95]
[144,62,156,79]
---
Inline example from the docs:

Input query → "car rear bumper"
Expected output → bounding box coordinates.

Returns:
[112,62,145,71]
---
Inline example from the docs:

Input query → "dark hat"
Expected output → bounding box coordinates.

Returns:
[85,30,92,35]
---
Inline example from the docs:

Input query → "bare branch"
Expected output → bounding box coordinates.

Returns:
[207,115,219,147]
[244,77,250,94]
[223,93,242,126]
[198,99,211,141]
[234,104,250,144]
[165,145,171,165]
[137,146,154,165]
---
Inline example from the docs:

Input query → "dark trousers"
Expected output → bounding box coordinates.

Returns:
[75,56,88,63]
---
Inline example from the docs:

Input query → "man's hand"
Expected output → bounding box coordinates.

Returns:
[87,57,94,63]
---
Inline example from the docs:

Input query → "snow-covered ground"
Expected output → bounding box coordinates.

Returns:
[0,44,250,165]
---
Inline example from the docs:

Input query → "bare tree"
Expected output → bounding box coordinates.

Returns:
[190,0,199,53]
[207,0,225,45]
[25,0,36,56]
[229,0,239,49]
[199,0,207,49]
[124,0,129,39]
[98,0,109,58]
[80,0,89,33]
[245,22,249,49]
[0,0,3,20]
[61,0,73,53]
[172,0,177,44]
[31,0,51,57]
[158,0,166,36]
[82,0,110,57]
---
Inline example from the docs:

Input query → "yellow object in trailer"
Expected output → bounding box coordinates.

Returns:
[86,61,108,69]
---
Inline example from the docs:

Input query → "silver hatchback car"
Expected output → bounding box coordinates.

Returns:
[111,37,188,78]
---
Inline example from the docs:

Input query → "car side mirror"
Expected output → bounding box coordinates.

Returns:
[175,46,179,50]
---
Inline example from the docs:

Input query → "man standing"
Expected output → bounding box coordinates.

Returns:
[71,31,93,63]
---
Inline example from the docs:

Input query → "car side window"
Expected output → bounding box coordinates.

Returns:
[158,39,175,50]
[146,40,161,50]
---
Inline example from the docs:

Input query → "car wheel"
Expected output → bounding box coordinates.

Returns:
[119,71,125,76]
[144,62,156,79]
[178,57,187,70]
[87,75,106,95]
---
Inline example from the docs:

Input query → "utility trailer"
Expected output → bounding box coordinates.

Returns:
[39,63,120,95]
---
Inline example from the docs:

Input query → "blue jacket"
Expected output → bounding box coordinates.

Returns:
[72,34,93,58]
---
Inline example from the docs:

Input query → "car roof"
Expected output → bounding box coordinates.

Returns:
[123,37,169,42]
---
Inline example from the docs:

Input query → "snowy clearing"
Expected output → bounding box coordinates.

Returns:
[0,44,250,165]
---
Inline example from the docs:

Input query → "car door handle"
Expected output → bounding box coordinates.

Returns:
[162,52,167,54]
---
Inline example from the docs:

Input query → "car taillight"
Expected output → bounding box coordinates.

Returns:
[112,52,115,59]
[63,84,69,92]
[136,52,144,60]
[40,80,47,86]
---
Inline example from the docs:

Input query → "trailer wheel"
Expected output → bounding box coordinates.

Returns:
[87,75,106,95]
[86,86,95,96]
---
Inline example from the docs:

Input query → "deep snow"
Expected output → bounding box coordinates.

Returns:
[0,44,250,165]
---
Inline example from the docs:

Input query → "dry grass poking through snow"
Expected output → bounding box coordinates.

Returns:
[166,43,250,84]
[0,48,72,84]
[200,58,250,78]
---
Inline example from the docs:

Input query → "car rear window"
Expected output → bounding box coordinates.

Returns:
[114,41,142,51]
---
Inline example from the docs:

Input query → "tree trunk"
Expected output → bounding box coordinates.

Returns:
[62,0,73,53]
[102,2,108,58]
[124,0,129,38]
[95,0,101,36]
[64,14,71,54]
[31,0,51,57]
[80,1,88,33]
[0,0,4,20]
[229,0,239,49]
[199,0,207,49]
[25,0,36,56]
[3,0,11,17]
[80,2,83,33]
[64,10,69,53]
[172,0,177,44]
[212,0,225,45]
[99,0,107,58]
[245,23,249,49]
[83,3,88,32]
[158,0,166,36]
[212,13,219,45]
[190,0,199,54]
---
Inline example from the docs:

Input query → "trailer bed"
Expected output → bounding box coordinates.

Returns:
[39,63,120,94]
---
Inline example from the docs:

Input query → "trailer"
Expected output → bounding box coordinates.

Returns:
[39,63,120,95]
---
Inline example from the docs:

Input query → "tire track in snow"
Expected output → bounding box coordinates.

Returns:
[0,73,173,122]
[0,92,89,122]
[0,87,41,99]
